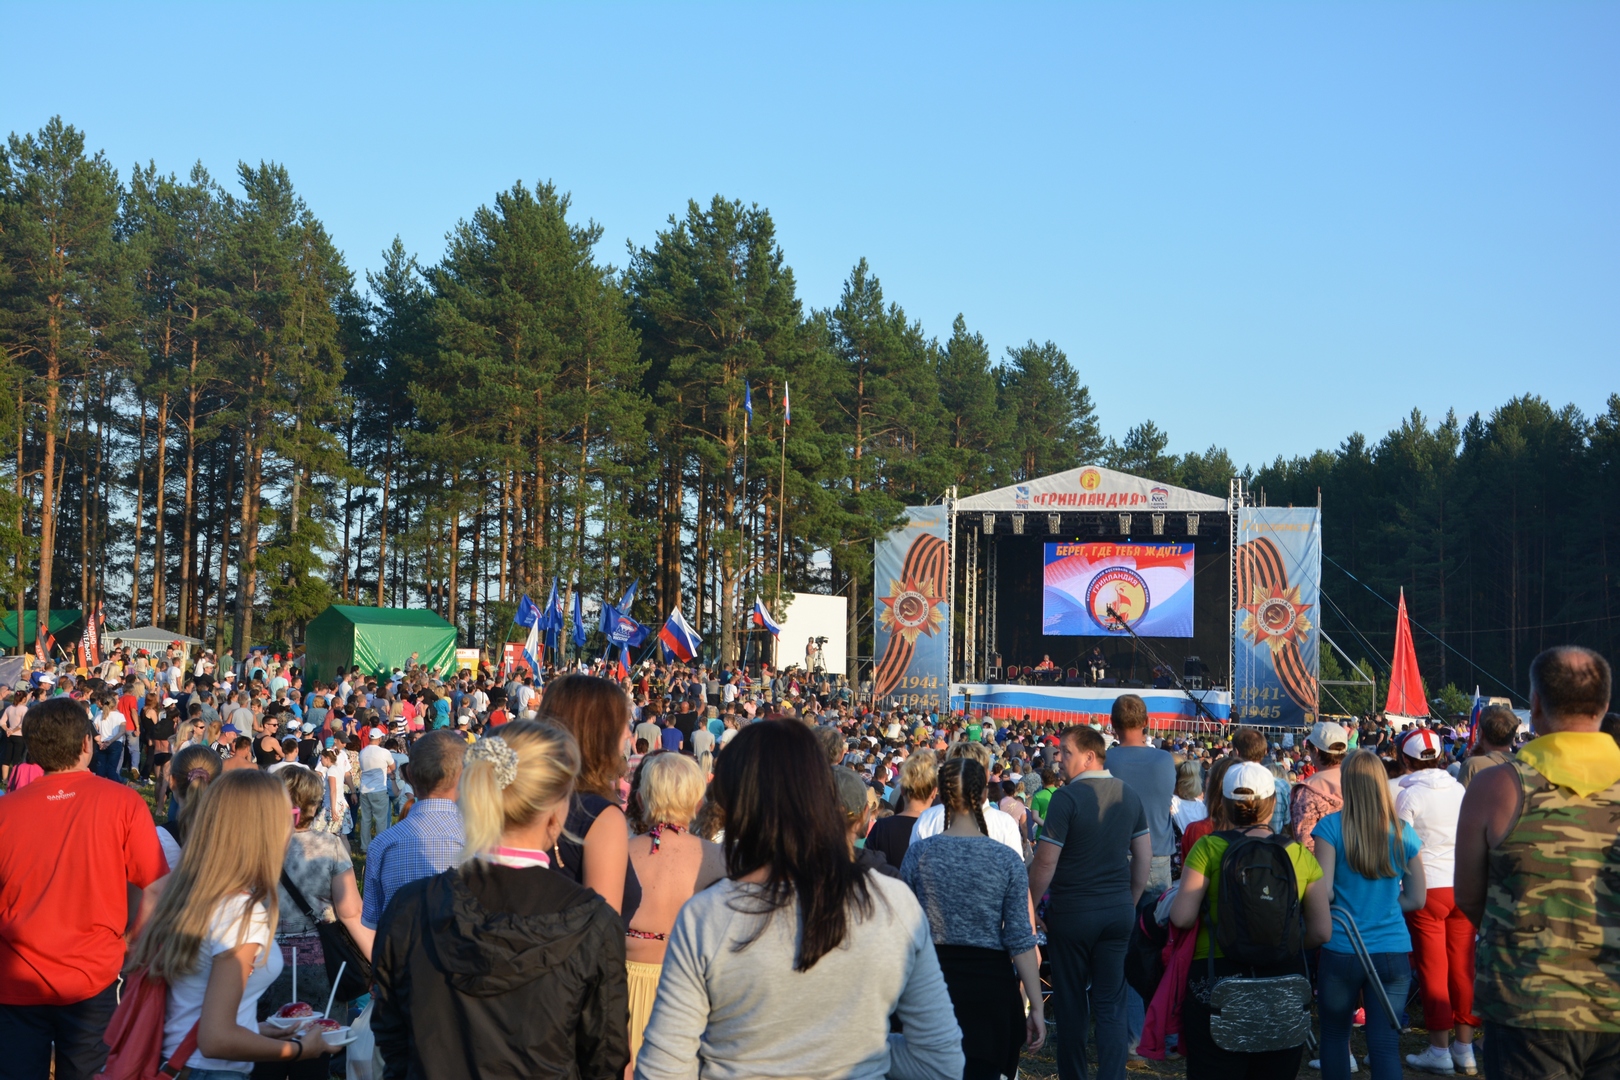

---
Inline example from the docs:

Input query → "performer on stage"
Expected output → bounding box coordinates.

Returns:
[1086,647,1106,686]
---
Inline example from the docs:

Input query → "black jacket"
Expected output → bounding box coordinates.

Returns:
[372,860,629,1080]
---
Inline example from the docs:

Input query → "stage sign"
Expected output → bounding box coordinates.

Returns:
[1233,507,1321,727]
[873,505,951,710]
[1042,542,1195,637]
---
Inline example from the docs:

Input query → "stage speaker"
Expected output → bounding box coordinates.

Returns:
[1125,680,1146,689]
[1097,677,1118,688]
[1064,674,1086,687]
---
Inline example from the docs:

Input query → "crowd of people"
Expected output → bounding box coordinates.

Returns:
[0,638,1616,1080]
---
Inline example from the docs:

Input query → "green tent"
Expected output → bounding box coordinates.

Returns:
[0,609,83,651]
[303,606,457,685]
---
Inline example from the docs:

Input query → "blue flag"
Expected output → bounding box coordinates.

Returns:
[515,593,541,629]
[744,381,753,427]
[572,590,587,648]
[541,580,561,650]
[618,581,638,611]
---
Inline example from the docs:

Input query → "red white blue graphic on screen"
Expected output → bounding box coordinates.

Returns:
[1042,542,1195,637]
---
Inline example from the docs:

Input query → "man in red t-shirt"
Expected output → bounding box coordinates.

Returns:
[0,696,165,1080]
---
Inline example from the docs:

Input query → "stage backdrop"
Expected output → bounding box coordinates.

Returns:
[1233,507,1321,727]
[872,505,951,710]
[1043,542,1195,637]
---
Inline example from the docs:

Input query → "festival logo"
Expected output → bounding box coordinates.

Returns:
[1087,568,1150,631]
[1014,485,1030,509]
[1150,486,1168,509]
[1079,467,1101,491]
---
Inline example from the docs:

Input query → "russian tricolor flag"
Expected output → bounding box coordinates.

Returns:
[659,608,702,664]
[751,597,781,637]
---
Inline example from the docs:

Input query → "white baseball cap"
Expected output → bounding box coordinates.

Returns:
[368,727,385,739]
[1223,761,1277,802]
[1307,720,1350,753]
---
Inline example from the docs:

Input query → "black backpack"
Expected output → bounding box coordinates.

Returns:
[1124,888,1170,1001]
[1211,829,1303,970]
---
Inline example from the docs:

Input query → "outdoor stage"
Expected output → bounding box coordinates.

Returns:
[951,681,1231,725]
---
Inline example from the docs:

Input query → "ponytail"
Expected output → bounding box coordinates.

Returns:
[457,720,579,863]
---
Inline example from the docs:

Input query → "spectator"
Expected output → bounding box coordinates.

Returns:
[902,756,1045,1080]
[1394,727,1477,1075]
[635,720,964,1080]
[1314,750,1426,1080]
[910,741,1024,857]
[361,730,467,929]
[1291,720,1350,853]
[131,769,339,1073]
[1104,695,1176,1057]
[1232,727,1290,833]
[539,675,638,918]
[158,743,223,871]
[1169,760,1331,1078]
[624,752,726,1068]
[1456,647,1620,1080]
[1456,706,1518,788]
[1027,724,1151,1080]
[0,697,166,1080]
[356,728,395,851]
[372,721,628,1078]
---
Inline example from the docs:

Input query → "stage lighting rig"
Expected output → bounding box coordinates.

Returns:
[1186,514,1199,536]
[1118,513,1132,535]
[982,513,994,534]
[1012,513,1025,535]
[1047,513,1062,534]
[1152,513,1165,536]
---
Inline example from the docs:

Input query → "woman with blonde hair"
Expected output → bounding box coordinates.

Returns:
[1312,749,1426,1080]
[371,721,629,1079]
[130,769,339,1075]
[538,674,638,918]
[624,751,726,1066]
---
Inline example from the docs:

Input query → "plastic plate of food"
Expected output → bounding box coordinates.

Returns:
[268,1003,316,1030]
[309,1018,355,1045]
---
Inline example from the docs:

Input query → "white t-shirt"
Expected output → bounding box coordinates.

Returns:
[358,744,393,794]
[910,802,1025,858]
[96,709,127,745]
[163,894,282,1074]
[157,827,183,872]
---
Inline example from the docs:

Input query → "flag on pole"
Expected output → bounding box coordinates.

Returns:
[615,645,632,681]
[572,590,587,648]
[744,381,753,428]
[618,581,638,611]
[515,593,542,629]
[751,597,782,637]
[783,381,790,426]
[83,603,101,667]
[658,608,702,664]
[523,616,542,680]
[1466,686,1484,750]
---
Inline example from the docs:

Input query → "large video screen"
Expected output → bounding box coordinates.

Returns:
[1043,542,1195,637]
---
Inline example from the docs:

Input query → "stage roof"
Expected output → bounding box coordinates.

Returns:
[953,465,1229,514]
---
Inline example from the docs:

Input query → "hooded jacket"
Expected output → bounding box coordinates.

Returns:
[372,859,629,1080]
[1395,767,1466,888]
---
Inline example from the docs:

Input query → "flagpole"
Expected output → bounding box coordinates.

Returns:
[739,389,749,671]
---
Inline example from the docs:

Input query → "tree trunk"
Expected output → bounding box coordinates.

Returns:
[376,436,392,607]
[149,393,170,626]
[131,395,147,625]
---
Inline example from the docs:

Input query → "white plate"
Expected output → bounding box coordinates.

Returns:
[267,1013,314,1030]
[317,1025,355,1046]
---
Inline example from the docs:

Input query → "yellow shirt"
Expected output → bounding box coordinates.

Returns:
[1184,832,1322,959]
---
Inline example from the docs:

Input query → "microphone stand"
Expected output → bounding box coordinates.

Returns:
[1103,605,1225,729]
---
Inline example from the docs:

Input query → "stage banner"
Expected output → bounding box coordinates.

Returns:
[1043,542,1195,637]
[872,505,950,710]
[1233,507,1321,727]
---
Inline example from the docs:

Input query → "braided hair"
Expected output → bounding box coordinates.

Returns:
[938,757,990,837]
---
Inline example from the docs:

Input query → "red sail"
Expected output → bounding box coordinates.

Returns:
[1384,588,1427,719]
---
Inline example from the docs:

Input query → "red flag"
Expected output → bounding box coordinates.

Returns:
[1384,588,1427,720]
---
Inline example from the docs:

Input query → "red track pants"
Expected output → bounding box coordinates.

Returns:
[1406,885,1479,1032]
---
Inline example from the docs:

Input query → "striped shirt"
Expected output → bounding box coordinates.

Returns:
[360,799,464,929]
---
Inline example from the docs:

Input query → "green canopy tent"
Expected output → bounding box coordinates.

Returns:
[303,606,457,685]
[0,609,83,652]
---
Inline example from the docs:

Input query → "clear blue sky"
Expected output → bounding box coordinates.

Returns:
[6,2,1616,468]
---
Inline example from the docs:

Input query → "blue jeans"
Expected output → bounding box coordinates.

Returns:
[1318,948,1410,1080]
[92,742,125,783]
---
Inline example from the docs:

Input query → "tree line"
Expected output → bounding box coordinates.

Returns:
[1,119,1614,696]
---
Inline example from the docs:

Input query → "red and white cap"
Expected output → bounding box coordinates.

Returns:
[1401,728,1442,760]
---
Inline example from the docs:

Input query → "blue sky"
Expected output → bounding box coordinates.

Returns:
[5,2,1616,468]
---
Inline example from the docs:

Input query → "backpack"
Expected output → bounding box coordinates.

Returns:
[1211,829,1304,970]
[96,967,198,1080]
[1123,888,1170,1002]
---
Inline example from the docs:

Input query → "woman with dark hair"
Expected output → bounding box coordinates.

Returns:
[538,674,638,917]
[635,720,964,1080]
[901,757,1045,1080]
